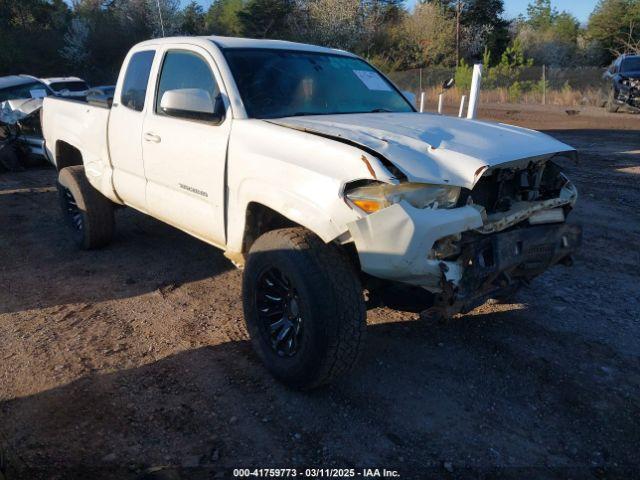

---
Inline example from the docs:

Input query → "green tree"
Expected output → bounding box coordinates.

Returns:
[401,1,456,67]
[0,0,71,77]
[181,1,206,34]
[515,0,582,66]
[526,0,556,30]
[462,0,509,63]
[587,0,640,59]
[489,38,533,87]
[237,0,295,38]
[206,0,244,35]
[553,11,580,44]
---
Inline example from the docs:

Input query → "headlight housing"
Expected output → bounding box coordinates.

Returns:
[344,181,461,214]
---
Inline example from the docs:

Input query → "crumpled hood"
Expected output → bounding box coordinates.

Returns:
[269,112,575,188]
[0,98,43,125]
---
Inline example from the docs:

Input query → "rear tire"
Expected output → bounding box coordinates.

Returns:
[242,227,366,390]
[57,165,114,249]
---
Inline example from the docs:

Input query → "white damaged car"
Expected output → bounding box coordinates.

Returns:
[41,37,581,388]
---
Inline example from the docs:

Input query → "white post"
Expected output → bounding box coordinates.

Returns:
[467,64,482,119]
[437,93,444,114]
[458,95,467,117]
[419,92,425,113]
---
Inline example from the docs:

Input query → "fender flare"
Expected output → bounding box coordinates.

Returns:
[227,178,344,253]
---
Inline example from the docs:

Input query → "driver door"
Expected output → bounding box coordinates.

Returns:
[142,46,231,247]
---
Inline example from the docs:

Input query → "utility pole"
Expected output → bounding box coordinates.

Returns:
[455,1,464,67]
[156,0,166,37]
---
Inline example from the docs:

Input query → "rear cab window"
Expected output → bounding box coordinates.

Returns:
[120,50,155,112]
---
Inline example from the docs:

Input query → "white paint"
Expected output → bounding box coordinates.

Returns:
[458,95,466,118]
[467,64,482,119]
[437,93,444,114]
[271,113,575,189]
[42,36,578,292]
[419,92,425,113]
[347,202,483,289]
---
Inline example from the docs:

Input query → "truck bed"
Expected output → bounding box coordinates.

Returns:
[42,95,111,171]
[42,95,118,202]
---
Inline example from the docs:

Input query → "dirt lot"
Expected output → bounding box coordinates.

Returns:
[1,105,639,479]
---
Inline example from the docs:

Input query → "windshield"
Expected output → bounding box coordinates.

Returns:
[50,81,88,92]
[0,81,49,102]
[621,57,640,73]
[223,48,414,119]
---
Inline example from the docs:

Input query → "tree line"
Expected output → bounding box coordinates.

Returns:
[1,0,639,84]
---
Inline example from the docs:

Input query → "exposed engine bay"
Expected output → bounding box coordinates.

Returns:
[348,155,582,319]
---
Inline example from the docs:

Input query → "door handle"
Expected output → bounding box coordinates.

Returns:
[144,132,161,143]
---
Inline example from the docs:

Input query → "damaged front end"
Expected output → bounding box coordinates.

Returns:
[617,77,640,110]
[346,154,582,317]
[0,98,45,171]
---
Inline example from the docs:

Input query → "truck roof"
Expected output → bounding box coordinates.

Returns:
[134,36,355,57]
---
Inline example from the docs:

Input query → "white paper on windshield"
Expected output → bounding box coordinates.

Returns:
[30,89,47,99]
[353,70,391,91]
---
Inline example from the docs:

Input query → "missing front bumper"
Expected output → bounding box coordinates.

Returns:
[348,201,582,316]
[457,223,581,297]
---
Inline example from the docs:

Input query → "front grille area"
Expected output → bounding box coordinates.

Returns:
[458,160,566,214]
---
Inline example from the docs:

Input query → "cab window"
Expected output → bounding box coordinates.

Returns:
[120,50,155,112]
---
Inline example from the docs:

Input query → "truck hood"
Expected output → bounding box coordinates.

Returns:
[269,112,575,188]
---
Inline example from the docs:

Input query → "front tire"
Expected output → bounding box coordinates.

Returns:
[242,227,366,389]
[57,165,115,250]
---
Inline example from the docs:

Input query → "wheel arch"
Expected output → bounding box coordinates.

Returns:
[226,180,346,256]
[55,140,84,172]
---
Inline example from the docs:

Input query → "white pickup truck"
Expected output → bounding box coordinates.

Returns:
[42,36,581,389]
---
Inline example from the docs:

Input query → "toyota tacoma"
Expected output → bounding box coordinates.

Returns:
[41,36,581,389]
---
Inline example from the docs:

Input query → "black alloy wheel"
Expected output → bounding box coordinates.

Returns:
[60,184,84,233]
[256,267,304,357]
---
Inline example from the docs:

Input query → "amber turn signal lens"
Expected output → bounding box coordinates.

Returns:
[352,199,382,213]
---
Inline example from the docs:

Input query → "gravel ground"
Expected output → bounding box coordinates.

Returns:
[1,105,639,480]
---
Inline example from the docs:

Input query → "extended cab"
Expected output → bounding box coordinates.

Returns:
[42,36,581,389]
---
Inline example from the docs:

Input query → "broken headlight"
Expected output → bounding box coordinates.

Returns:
[344,181,461,214]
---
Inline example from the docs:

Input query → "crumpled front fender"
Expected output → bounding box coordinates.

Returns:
[346,202,483,289]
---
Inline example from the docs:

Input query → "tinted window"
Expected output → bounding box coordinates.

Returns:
[223,49,413,119]
[621,57,640,73]
[50,81,89,92]
[121,50,155,111]
[155,50,219,116]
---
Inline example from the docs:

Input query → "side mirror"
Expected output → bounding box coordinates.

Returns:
[442,78,455,90]
[402,90,416,106]
[160,88,222,121]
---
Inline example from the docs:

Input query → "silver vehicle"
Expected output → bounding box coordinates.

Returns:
[41,77,90,98]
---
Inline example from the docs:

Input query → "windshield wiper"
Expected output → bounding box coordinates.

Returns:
[368,108,392,113]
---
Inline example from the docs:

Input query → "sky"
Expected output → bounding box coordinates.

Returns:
[181,0,600,23]
[502,0,599,23]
